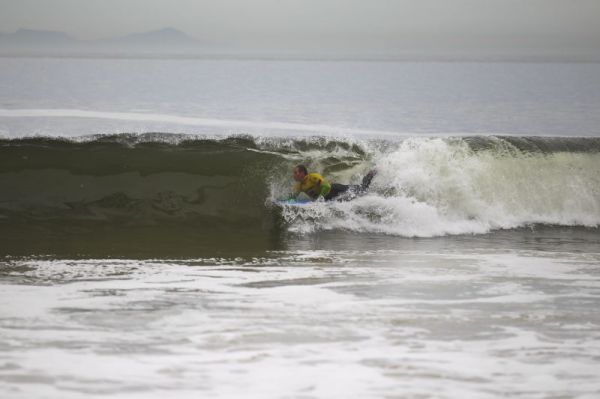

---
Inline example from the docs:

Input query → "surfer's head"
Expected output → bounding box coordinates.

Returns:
[293,164,308,182]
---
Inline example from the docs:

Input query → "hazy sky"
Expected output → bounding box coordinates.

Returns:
[1,0,599,51]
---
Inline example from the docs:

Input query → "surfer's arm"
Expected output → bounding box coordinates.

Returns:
[317,181,331,200]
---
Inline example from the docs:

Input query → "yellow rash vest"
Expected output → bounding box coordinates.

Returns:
[294,172,331,200]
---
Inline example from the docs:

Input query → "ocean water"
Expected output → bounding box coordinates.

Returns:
[1,58,600,398]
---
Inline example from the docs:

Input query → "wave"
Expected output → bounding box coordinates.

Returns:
[1,134,599,248]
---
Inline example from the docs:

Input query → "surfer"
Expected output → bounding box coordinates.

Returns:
[291,164,376,201]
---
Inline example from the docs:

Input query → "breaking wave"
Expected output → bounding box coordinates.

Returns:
[1,133,599,249]
[280,136,600,236]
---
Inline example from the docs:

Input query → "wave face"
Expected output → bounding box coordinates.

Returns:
[1,134,599,255]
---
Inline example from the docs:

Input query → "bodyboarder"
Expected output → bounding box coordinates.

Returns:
[291,164,376,201]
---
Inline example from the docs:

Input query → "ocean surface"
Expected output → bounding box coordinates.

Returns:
[1,58,600,398]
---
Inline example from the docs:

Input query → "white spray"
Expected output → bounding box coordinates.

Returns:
[278,137,600,237]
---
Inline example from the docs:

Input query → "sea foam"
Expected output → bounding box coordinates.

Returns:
[279,137,600,236]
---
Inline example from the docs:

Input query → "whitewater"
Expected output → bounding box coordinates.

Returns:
[277,136,600,236]
[1,58,600,398]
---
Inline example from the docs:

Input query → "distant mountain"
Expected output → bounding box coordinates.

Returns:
[0,27,203,55]
[103,28,200,46]
[2,27,597,61]
[0,28,79,47]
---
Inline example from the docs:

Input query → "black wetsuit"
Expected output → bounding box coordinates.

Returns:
[324,171,376,201]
